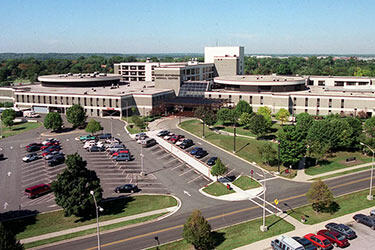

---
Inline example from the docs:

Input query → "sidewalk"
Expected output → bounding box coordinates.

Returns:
[236,207,374,250]
[20,206,177,244]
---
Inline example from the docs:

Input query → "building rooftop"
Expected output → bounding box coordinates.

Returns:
[38,73,121,83]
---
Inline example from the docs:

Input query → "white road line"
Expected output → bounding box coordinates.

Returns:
[226,169,235,176]
[183,190,191,196]
[171,164,184,170]
[179,168,194,176]
[187,175,204,183]
[258,176,279,182]
[248,198,274,214]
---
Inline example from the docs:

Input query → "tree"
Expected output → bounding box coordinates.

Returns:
[194,106,217,126]
[52,153,103,218]
[306,180,336,213]
[295,112,314,139]
[307,140,330,164]
[0,223,24,250]
[66,104,86,128]
[217,108,232,124]
[1,109,16,128]
[85,119,103,135]
[257,106,272,128]
[238,112,252,127]
[277,125,306,167]
[258,143,277,166]
[43,112,63,131]
[275,108,290,125]
[183,210,214,250]
[248,114,269,137]
[210,158,227,180]
[234,100,252,115]
[132,116,145,129]
[364,117,375,138]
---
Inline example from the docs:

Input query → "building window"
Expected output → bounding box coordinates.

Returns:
[293,97,297,106]
[21,95,24,102]
[84,98,87,106]
[55,96,58,104]
[208,94,211,98]
[329,110,332,114]
[43,96,46,104]
[318,80,325,86]
[334,81,344,87]
[109,99,112,107]
[228,95,232,100]
[239,95,242,100]
[317,98,320,107]
[250,96,253,104]
[260,96,263,105]
[78,97,80,105]
[316,109,319,115]
[26,95,29,103]
[49,96,51,104]
[97,98,99,107]
[103,98,106,107]
[341,99,344,109]
[329,99,332,108]
[218,94,221,98]
[90,98,93,106]
[115,99,119,108]
[305,97,308,107]
[38,96,40,103]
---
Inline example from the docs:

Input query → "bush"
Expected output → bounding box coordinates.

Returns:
[132,116,146,129]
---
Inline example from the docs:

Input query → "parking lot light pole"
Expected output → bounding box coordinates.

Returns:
[140,144,144,176]
[360,142,374,200]
[260,169,268,232]
[90,190,103,250]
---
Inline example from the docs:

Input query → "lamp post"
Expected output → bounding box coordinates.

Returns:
[360,142,374,200]
[140,144,144,176]
[260,169,268,232]
[90,190,103,250]
[277,141,280,174]
[233,124,236,153]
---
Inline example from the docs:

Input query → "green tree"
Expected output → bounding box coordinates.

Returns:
[210,158,227,180]
[257,106,272,128]
[295,112,315,139]
[85,119,103,135]
[238,112,253,127]
[132,116,145,129]
[194,106,217,126]
[364,117,375,138]
[234,100,252,115]
[248,114,269,137]
[258,143,277,165]
[0,223,24,250]
[52,153,103,218]
[43,112,63,131]
[277,125,306,167]
[1,109,16,128]
[66,104,87,128]
[307,140,330,164]
[183,210,214,250]
[275,108,290,125]
[217,108,232,124]
[306,180,336,213]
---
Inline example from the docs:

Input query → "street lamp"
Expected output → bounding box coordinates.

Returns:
[140,144,144,176]
[90,190,103,250]
[360,142,374,200]
[260,169,268,232]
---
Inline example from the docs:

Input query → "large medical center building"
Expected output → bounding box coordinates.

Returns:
[1,46,375,117]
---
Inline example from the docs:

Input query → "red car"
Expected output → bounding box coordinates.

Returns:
[317,230,349,248]
[304,233,333,250]
[112,150,130,158]
[41,142,60,150]
[170,135,184,143]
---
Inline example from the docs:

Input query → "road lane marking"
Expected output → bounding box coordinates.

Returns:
[183,190,191,196]
[187,175,204,184]
[178,168,194,176]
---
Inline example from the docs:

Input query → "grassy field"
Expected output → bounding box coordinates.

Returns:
[310,166,372,180]
[9,195,176,240]
[149,215,294,250]
[126,124,145,134]
[305,151,372,176]
[0,122,41,139]
[24,213,166,249]
[180,119,282,172]
[203,182,235,196]
[215,122,281,139]
[290,188,375,225]
[232,176,261,190]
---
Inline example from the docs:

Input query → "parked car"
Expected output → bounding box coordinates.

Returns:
[157,130,169,137]
[44,151,63,160]
[370,208,375,217]
[114,184,139,193]
[26,143,43,149]
[190,147,202,155]
[80,135,96,141]
[107,145,126,153]
[141,138,156,148]
[98,133,112,139]
[163,133,174,140]
[180,139,193,149]
[175,138,186,146]
[41,141,60,150]
[292,236,317,250]
[353,214,375,230]
[25,184,51,198]
[271,235,304,250]
[48,154,65,166]
[42,145,61,154]
[207,157,217,166]
[325,223,357,239]
[304,233,333,250]
[113,153,131,161]
[317,229,349,248]
[88,145,105,152]
[137,135,149,143]
[170,135,184,144]
[135,132,147,140]
[0,153,4,160]
[195,150,208,159]
[22,153,39,162]
[26,144,42,152]
[83,140,97,149]
[112,150,130,158]
[42,138,59,145]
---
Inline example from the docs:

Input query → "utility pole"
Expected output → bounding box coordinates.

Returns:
[233,124,236,153]
[90,191,103,250]
[140,144,144,176]
[360,142,374,200]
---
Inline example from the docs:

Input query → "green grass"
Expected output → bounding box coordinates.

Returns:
[0,122,41,139]
[24,213,166,249]
[180,119,282,172]
[310,166,372,180]
[215,122,281,138]
[232,176,261,190]
[10,195,176,240]
[203,182,235,196]
[290,188,375,225]
[126,124,146,134]
[148,215,294,250]
[305,151,372,176]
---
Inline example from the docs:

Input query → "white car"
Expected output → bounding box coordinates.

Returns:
[163,133,174,140]
[96,141,104,148]
[42,138,59,145]
[23,153,39,162]
[83,140,97,149]
[45,151,63,160]
[175,138,186,146]
[137,135,148,143]
[135,132,147,140]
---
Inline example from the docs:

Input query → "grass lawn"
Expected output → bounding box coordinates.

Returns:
[126,124,146,134]
[305,151,372,176]
[232,176,261,190]
[310,166,372,181]
[149,215,294,250]
[24,213,166,249]
[203,182,235,196]
[180,119,283,172]
[290,188,375,225]
[220,126,257,137]
[0,122,41,139]
[9,195,176,240]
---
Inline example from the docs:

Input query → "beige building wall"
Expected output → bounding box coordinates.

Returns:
[214,58,238,76]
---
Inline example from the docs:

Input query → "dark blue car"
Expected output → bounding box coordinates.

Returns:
[190,147,202,155]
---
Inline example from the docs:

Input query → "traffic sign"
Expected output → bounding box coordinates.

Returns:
[274,199,279,205]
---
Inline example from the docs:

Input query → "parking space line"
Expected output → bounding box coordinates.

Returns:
[187,175,204,184]
[179,168,194,176]
[171,164,184,170]
[226,169,235,176]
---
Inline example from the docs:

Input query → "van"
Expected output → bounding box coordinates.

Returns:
[141,138,156,148]
[271,235,304,250]
[25,184,51,198]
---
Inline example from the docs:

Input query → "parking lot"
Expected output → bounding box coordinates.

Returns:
[346,221,375,249]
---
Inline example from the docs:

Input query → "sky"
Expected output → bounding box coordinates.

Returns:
[0,0,374,54]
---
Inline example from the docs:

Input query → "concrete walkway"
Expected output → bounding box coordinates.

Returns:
[236,207,374,250]
[21,206,178,244]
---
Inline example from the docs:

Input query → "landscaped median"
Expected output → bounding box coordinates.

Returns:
[289,188,375,225]
[148,215,295,250]
[202,182,235,196]
[0,121,42,139]
[232,176,261,190]
[7,195,178,248]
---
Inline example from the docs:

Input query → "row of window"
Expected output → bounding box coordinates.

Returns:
[294,97,345,109]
